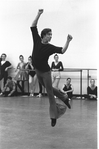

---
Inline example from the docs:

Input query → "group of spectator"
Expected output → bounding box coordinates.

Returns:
[0,53,97,100]
[0,53,42,97]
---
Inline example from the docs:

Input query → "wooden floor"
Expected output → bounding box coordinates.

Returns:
[0,96,97,149]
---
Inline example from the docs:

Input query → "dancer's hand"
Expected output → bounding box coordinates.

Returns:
[67,34,73,42]
[38,9,44,15]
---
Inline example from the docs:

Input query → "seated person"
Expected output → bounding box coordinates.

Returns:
[87,79,97,100]
[0,76,16,97]
[61,78,74,99]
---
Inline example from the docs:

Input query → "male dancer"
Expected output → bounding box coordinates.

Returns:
[31,9,73,127]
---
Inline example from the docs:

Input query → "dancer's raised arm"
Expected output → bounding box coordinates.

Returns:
[31,9,44,27]
[62,34,73,54]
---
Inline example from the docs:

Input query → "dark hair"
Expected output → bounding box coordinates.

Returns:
[7,76,12,80]
[41,28,52,38]
[67,78,71,81]
[1,53,7,57]
[28,56,32,59]
[19,55,24,58]
[90,79,95,82]
[54,54,58,59]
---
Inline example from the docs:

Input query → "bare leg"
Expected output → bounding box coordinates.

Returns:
[32,75,38,94]
[29,75,34,95]
[53,78,60,89]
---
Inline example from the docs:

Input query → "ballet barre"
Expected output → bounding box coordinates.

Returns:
[8,68,97,97]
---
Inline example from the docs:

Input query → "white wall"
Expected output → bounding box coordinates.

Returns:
[0,0,97,69]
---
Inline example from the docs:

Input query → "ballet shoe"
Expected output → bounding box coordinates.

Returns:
[30,93,34,97]
[36,93,42,98]
[51,118,57,127]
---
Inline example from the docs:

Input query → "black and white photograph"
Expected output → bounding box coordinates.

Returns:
[0,0,97,149]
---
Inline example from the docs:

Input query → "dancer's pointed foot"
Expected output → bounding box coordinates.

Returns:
[51,118,57,127]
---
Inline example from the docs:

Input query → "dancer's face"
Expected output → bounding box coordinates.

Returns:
[28,58,32,63]
[54,55,59,62]
[43,31,52,43]
[1,54,6,61]
[90,79,95,86]
[19,56,24,62]
[67,79,71,85]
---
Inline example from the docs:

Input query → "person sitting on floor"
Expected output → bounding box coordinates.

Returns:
[61,78,74,99]
[87,79,97,100]
[0,76,16,97]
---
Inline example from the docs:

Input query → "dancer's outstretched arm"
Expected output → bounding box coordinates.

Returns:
[32,9,44,27]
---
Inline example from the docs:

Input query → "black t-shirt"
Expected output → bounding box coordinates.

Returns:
[31,26,63,72]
